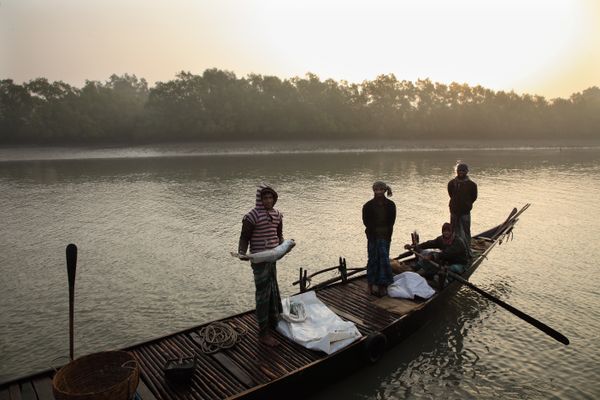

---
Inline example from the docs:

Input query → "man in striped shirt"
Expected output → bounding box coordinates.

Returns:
[238,183,284,347]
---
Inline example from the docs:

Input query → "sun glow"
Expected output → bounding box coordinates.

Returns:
[244,0,591,96]
[1,0,598,98]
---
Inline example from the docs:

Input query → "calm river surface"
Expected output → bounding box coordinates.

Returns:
[0,142,599,399]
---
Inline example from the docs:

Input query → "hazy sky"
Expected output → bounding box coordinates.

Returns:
[2,0,599,99]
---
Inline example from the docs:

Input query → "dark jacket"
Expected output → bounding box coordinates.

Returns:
[448,177,477,215]
[362,197,396,241]
[419,235,469,265]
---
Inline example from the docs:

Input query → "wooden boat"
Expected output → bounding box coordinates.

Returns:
[0,205,531,400]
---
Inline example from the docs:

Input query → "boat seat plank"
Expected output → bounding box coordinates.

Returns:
[326,304,367,327]
[372,296,429,315]
[211,352,255,388]
[18,382,36,400]
[136,379,158,400]
[31,377,53,400]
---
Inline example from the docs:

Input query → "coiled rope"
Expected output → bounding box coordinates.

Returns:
[196,322,246,354]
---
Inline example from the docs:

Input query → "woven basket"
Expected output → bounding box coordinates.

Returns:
[52,351,139,400]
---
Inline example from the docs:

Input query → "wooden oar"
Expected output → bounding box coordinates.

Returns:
[492,207,518,238]
[393,250,412,260]
[66,243,77,360]
[408,249,569,345]
[394,231,420,260]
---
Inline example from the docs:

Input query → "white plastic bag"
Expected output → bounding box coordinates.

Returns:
[277,291,361,354]
[387,271,435,299]
[281,296,307,323]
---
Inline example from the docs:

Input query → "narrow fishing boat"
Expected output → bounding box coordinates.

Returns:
[0,204,566,400]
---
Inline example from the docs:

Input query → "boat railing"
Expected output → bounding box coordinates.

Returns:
[292,257,367,292]
[479,204,530,257]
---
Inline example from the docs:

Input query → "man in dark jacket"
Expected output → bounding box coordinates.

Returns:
[405,222,469,282]
[448,162,477,247]
[362,181,396,297]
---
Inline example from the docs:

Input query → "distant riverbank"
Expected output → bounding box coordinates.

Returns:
[2,138,600,162]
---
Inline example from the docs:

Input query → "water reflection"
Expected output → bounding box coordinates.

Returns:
[310,285,498,399]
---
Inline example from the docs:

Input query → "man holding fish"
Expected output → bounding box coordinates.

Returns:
[237,183,288,347]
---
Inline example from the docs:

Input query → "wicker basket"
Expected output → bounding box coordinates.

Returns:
[52,351,140,400]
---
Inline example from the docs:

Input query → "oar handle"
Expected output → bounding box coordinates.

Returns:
[66,244,77,361]
[393,250,412,260]
[408,248,569,345]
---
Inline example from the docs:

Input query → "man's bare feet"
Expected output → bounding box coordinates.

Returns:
[367,284,374,295]
[259,333,280,347]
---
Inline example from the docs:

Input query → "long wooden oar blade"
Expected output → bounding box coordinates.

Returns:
[66,244,77,288]
[66,243,77,361]
[446,270,570,345]
[408,249,569,345]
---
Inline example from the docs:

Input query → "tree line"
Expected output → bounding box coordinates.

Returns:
[1,69,599,144]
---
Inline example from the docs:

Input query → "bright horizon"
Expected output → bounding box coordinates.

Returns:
[1,0,599,99]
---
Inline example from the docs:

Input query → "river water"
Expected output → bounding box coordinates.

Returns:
[0,143,598,399]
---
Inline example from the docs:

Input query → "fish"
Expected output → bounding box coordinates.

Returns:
[232,239,296,263]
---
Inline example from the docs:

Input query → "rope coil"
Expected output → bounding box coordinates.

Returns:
[196,322,246,354]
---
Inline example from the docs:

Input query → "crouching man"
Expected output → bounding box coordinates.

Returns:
[404,222,469,287]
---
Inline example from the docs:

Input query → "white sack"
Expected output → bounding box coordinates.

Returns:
[276,291,361,354]
[387,271,436,299]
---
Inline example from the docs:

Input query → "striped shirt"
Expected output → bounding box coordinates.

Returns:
[243,184,283,254]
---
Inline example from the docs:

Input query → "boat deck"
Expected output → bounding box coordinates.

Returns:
[127,278,410,400]
[0,274,431,400]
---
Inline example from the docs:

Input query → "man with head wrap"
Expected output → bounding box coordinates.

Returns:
[447,162,477,250]
[238,183,284,347]
[362,181,396,297]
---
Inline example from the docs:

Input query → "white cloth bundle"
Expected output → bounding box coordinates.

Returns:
[387,271,436,299]
[277,291,361,354]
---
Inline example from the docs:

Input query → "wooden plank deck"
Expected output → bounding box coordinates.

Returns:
[0,273,427,400]
[125,275,422,399]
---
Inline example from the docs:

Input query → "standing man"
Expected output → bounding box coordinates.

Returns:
[362,181,396,297]
[447,162,477,248]
[238,183,283,347]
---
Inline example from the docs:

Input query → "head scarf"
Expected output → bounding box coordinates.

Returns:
[256,183,278,207]
[372,181,393,197]
[246,183,280,223]
[456,163,469,173]
[442,222,454,245]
